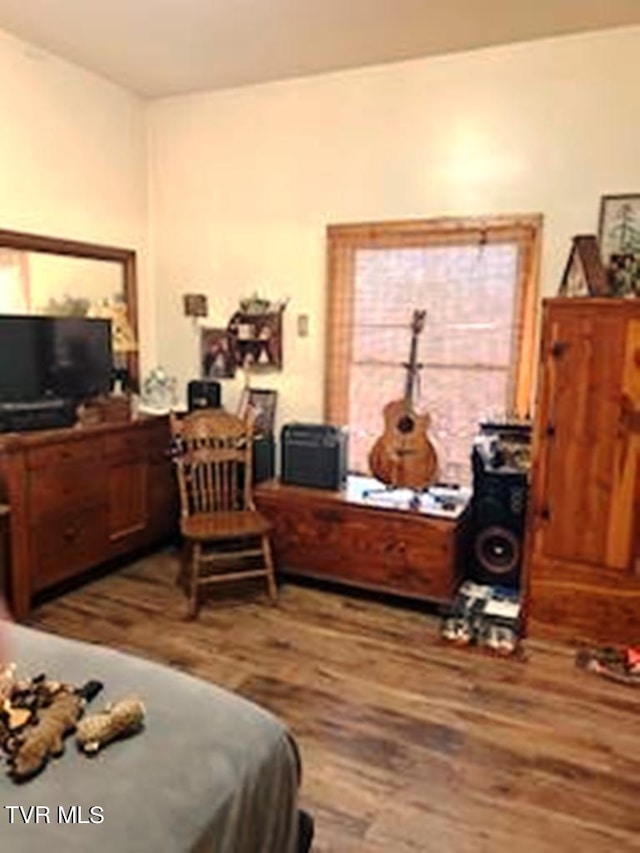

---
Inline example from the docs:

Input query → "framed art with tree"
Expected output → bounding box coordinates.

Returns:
[598,194,640,297]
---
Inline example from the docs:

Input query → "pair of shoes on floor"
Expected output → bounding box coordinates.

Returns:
[482,623,518,655]
[440,617,473,645]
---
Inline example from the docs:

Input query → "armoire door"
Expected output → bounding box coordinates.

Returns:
[533,302,638,574]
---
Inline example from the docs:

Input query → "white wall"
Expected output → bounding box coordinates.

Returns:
[148,25,640,427]
[0,28,154,368]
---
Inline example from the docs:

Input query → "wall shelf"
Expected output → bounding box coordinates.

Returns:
[227,309,283,370]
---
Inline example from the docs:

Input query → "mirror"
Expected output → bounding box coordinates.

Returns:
[0,229,139,389]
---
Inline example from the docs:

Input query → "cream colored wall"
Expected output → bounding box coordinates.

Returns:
[0,28,155,370]
[148,25,640,428]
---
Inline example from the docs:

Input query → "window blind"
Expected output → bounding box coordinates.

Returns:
[325,216,541,483]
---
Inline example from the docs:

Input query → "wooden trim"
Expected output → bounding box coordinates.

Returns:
[0,229,139,391]
[512,220,542,417]
[325,232,355,424]
[327,213,542,242]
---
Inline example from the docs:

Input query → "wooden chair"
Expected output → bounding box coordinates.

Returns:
[169,409,277,618]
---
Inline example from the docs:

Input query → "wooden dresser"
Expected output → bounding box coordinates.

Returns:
[255,479,469,604]
[525,298,640,645]
[0,416,177,619]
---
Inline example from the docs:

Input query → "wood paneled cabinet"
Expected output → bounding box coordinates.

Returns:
[0,416,177,619]
[255,480,469,603]
[525,298,640,644]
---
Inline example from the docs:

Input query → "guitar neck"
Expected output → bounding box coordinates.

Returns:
[404,332,420,403]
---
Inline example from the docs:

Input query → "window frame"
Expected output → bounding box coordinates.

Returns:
[324,214,542,435]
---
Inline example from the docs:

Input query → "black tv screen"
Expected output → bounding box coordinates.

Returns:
[0,315,113,402]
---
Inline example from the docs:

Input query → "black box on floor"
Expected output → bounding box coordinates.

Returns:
[253,434,275,484]
[280,423,348,490]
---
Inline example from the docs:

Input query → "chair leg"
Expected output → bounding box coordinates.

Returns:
[261,535,278,603]
[176,541,189,589]
[187,542,201,620]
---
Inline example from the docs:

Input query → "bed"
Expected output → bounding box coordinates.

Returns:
[0,622,302,853]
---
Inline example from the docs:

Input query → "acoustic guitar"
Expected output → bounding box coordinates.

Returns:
[368,309,439,491]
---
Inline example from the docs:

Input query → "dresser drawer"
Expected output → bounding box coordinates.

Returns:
[29,465,106,518]
[26,435,104,471]
[32,505,109,591]
[106,429,148,464]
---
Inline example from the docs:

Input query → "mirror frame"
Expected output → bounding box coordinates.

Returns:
[0,228,139,390]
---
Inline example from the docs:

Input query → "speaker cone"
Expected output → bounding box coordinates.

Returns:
[474,525,520,576]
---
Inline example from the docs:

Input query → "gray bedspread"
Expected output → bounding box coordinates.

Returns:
[0,624,299,853]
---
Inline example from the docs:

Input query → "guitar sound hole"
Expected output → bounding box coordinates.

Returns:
[397,416,415,434]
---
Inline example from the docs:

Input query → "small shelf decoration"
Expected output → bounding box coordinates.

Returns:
[227,295,287,371]
[558,235,608,297]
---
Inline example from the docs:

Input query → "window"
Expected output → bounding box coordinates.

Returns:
[0,249,29,313]
[325,216,541,484]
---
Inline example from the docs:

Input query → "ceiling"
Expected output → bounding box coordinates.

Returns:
[0,0,639,98]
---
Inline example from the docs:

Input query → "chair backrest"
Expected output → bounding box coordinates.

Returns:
[170,409,255,517]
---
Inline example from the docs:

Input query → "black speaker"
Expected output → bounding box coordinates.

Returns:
[281,423,348,490]
[253,434,275,484]
[468,439,529,588]
[187,380,221,411]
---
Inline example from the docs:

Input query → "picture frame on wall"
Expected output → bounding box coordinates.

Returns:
[558,235,609,297]
[201,328,235,379]
[598,194,640,297]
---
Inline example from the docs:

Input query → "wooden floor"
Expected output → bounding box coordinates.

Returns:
[25,549,640,852]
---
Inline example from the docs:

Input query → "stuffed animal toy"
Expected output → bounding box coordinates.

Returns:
[76,696,145,754]
[8,690,83,781]
[1,675,103,781]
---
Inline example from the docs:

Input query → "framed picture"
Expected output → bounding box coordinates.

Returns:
[238,388,278,435]
[201,328,235,379]
[598,194,640,297]
[183,293,208,318]
[558,235,608,297]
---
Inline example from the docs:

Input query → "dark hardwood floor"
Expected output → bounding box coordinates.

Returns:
[25,549,640,852]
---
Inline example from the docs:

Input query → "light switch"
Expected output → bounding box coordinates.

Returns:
[297,314,309,337]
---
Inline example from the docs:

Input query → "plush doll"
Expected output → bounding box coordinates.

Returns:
[8,689,84,781]
[2,676,103,781]
[76,697,145,755]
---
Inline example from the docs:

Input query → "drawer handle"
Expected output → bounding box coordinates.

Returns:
[383,541,406,554]
[63,526,78,542]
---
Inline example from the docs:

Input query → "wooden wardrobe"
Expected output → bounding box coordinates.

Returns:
[525,298,640,645]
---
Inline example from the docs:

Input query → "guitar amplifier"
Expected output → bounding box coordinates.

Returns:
[281,423,348,490]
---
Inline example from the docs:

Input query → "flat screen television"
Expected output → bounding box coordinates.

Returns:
[0,314,113,402]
